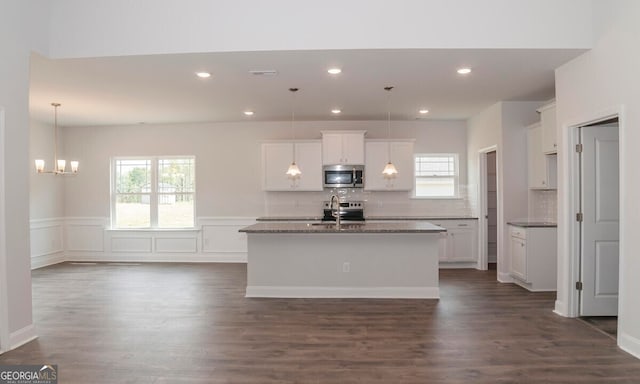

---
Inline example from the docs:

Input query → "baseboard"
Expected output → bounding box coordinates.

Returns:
[66,252,247,263]
[511,279,556,292]
[497,271,514,283]
[31,252,66,270]
[619,332,640,360]
[245,286,440,299]
[439,262,478,269]
[553,300,570,317]
[9,324,37,350]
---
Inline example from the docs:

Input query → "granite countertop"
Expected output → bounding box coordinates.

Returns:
[255,216,478,222]
[366,216,478,221]
[508,221,557,228]
[240,221,447,234]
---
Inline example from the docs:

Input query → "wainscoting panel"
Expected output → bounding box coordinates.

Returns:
[200,217,254,259]
[111,236,153,253]
[66,225,105,252]
[155,237,198,253]
[30,218,64,269]
[33,217,254,265]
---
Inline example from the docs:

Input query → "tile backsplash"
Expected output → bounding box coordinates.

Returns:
[528,189,557,222]
[263,187,472,218]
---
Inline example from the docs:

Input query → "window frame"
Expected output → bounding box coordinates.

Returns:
[412,153,460,199]
[111,156,196,229]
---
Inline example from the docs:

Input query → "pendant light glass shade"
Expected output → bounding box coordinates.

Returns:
[382,161,398,176]
[286,162,302,177]
[382,86,398,178]
[286,87,302,178]
[34,103,79,175]
[35,159,45,173]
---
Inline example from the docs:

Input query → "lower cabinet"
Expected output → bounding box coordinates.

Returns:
[508,225,557,291]
[431,220,478,266]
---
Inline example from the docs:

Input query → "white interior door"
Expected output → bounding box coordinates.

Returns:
[580,122,619,316]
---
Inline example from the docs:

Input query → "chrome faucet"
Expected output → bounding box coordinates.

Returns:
[330,194,341,229]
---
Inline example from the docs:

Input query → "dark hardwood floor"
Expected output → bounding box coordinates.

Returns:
[1,262,639,383]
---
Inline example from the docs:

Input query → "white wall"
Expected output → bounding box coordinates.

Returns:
[30,120,65,220]
[501,101,542,223]
[50,120,469,221]
[467,101,541,280]
[0,0,50,351]
[47,0,594,59]
[467,103,502,211]
[555,0,640,358]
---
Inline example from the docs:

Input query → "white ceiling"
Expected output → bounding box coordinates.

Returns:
[29,48,586,127]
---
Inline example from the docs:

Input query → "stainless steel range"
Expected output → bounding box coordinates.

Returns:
[321,200,365,222]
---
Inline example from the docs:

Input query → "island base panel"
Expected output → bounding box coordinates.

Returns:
[245,233,440,299]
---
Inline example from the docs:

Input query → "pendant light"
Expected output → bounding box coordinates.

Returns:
[35,103,79,175]
[285,87,302,177]
[382,86,398,177]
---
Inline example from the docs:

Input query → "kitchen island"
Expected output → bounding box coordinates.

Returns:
[239,221,446,299]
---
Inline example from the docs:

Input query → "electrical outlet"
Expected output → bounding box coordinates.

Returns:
[342,262,350,273]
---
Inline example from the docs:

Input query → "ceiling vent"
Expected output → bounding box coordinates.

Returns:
[249,70,278,76]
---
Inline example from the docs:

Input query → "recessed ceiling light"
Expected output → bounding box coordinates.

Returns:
[419,109,429,114]
[331,109,342,114]
[196,72,211,78]
[328,68,342,75]
[457,68,472,75]
[244,111,254,116]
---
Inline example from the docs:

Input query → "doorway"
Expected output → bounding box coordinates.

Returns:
[486,151,497,269]
[478,146,498,271]
[578,119,620,318]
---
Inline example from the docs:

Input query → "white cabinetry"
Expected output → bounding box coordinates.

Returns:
[262,141,322,191]
[321,131,365,165]
[364,140,414,191]
[430,220,478,266]
[508,225,557,291]
[527,123,557,189]
[509,229,527,281]
[538,101,557,154]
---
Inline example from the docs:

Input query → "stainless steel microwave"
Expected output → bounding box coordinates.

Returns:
[323,164,364,188]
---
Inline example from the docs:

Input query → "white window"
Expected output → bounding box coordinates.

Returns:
[414,154,459,198]
[112,157,195,228]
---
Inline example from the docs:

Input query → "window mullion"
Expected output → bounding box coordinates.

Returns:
[150,158,159,227]
[111,159,117,227]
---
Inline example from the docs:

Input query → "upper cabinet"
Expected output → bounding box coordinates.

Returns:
[538,101,557,154]
[527,122,557,190]
[364,140,415,191]
[321,131,365,165]
[262,141,323,191]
